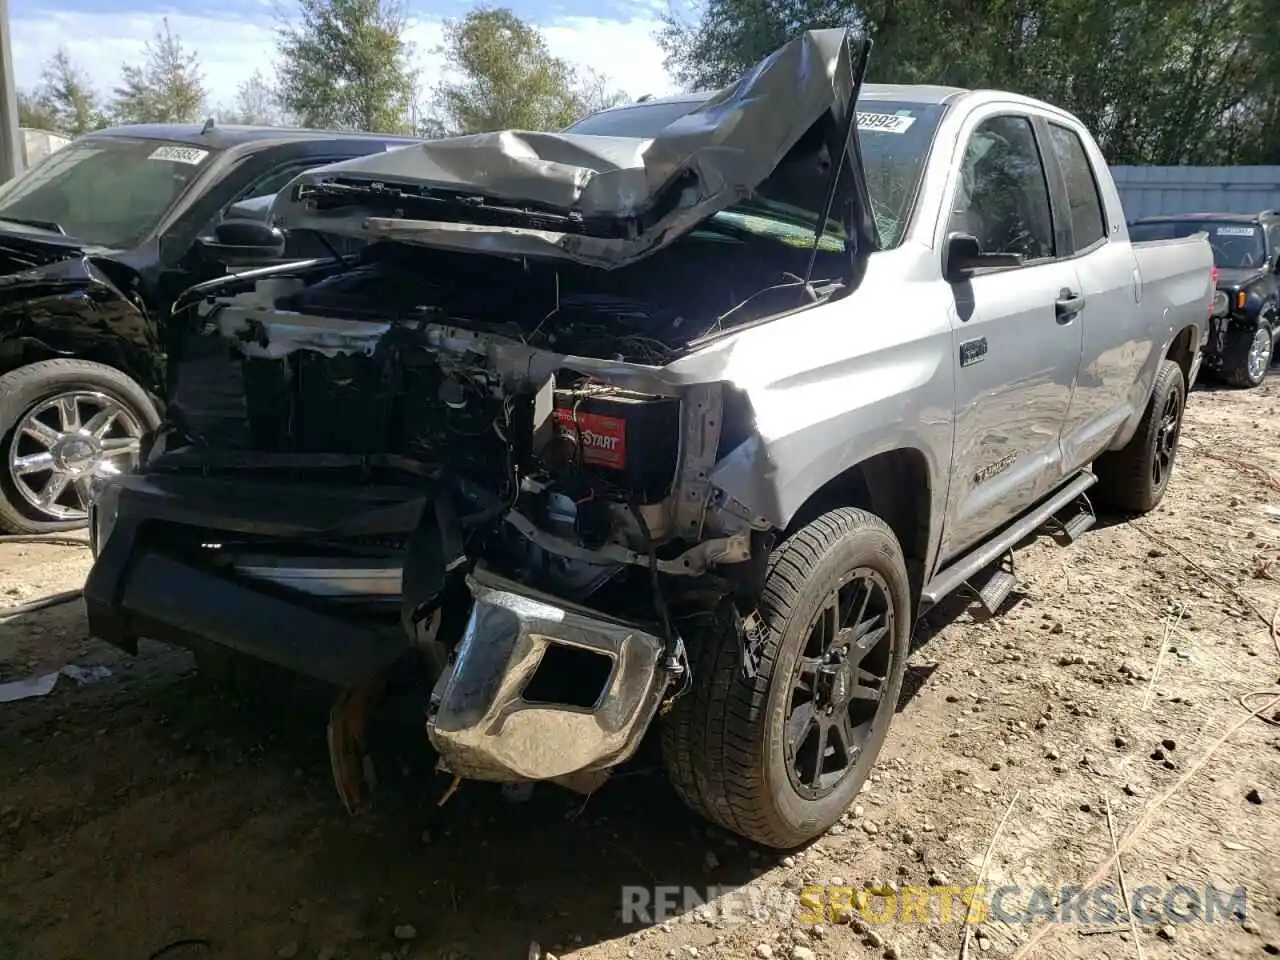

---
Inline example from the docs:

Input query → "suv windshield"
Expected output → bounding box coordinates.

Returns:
[0,137,216,249]
[564,98,947,248]
[1130,219,1267,270]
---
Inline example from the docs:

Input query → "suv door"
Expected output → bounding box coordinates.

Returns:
[939,111,1085,562]
[1046,119,1148,471]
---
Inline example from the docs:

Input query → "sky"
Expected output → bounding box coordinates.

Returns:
[9,0,682,113]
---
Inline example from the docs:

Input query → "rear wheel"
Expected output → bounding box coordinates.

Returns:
[661,507,911,849]
[1094,359,1185,514]
[1222,323,1272,388]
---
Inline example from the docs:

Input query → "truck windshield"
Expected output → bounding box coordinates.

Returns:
[564,98,947,248]
[0,137,216,249]
[1129,219,1266,269]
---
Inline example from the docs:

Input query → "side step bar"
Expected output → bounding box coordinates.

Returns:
[965,550,1015,616]
[921,471,1097,611]
[1053,492,1097,545]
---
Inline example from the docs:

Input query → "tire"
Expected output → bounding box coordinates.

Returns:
[1222,322,1272,388]
[661,507,911,849]
[0,359,159,534]
[1093,358,1185,514]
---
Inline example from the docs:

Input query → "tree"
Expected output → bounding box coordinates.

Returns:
[429,7,626,135]
[219,70,289,126]
[576,66,630,115]
[275,0,418,132]
[38,49,108,135]
[657,0,851,91]
[113,18,207,124]
[17,90,59,131]
[655,0,1280,165]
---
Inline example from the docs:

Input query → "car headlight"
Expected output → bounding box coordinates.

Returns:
[1211,291,1229,317]
[87,476,123,559]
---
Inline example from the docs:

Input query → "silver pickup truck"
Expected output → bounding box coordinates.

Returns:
[83,29,1214,849]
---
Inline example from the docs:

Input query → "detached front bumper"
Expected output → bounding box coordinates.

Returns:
[426,566,676,784]
[83,473,424,686]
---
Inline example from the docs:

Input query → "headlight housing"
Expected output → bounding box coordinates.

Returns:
[1211,291,1229,317]
[87,476,123,559]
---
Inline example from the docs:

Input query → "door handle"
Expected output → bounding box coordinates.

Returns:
[1055,288,1085,321]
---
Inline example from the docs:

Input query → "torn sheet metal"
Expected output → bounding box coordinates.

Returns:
[268,28,871,269]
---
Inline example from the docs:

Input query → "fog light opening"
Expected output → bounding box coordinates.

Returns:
[521,643,614,709]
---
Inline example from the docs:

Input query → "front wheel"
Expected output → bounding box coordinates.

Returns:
[1094,358,1186,514]
[1222,323,1272,388]
[661,508,911,849]
[0,360,158,534]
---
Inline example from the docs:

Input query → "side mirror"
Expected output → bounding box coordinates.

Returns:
[195,218,286,266]
[944,232,1024,283]
[224,193,275,222]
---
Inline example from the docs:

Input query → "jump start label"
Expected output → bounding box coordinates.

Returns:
[554,408,627,469]
[148,145,209,165]
[857,112,916,134]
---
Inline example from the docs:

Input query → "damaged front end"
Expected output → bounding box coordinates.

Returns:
[84,27,872,804]
[428,567,680,790]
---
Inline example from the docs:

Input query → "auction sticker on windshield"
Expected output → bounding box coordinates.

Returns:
[1216,226,1256,237]
[147,145,210,165]
[857,112,916,133]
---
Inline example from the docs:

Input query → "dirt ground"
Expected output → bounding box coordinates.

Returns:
[2,373,1279,960]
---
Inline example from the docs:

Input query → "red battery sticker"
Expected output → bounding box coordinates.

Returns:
[554,408,627,469]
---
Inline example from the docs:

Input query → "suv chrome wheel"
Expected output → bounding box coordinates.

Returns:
[1247,326,1272,383]
[8,391,142,523]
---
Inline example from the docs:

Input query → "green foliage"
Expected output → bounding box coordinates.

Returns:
[429,6,627,135]
[17,49,109,136]
[275,0,419,132]
[658,0,1280,165]
[112,18,207,124]
[38,49,110,134]
[16,89,59,132]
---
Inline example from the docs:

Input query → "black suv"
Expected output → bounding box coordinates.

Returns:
[0,122,418,533]
[1129,210,1280,388]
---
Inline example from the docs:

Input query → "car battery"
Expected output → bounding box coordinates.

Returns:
[550,387,681,503]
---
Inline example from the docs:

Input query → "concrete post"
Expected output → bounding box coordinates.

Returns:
[0,0,25,183]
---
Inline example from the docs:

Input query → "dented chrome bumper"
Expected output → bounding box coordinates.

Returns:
[426,567,674,784]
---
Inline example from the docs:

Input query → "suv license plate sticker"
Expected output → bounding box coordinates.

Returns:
[148,145,210,165]
[857,112,916,134]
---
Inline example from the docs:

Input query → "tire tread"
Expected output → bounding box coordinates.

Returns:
[661,507,902,848]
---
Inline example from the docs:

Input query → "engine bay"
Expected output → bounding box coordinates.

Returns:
[151,231,813,630]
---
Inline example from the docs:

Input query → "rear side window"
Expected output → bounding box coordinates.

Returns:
[1048,124,1106,251]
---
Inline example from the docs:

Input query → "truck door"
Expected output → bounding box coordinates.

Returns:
[1045,119,1146,471]
[938,111,1085,563]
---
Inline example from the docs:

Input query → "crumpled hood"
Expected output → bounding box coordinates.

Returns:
[0,221,96,277]
[267,27,872,270]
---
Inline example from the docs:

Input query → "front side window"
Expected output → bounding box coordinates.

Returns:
[0,137,215,248]
[1049,123,1106,250]
[949,115,1055,262]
